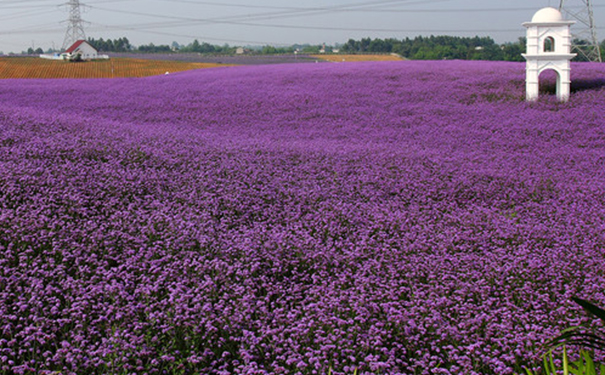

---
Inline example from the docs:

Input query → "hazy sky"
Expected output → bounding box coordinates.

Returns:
[0,0,603,53]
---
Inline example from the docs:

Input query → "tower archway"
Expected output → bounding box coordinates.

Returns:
[538,68,561,96]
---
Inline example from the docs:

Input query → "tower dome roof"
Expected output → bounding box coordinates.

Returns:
[531,7,564,23]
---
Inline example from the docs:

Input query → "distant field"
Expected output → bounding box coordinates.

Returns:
[0,57,229,79]
[313,54,404,62]
[110,52,321,65]
[0,55,403,79]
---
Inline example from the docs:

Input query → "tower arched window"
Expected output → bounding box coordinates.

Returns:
[544,37,555,52]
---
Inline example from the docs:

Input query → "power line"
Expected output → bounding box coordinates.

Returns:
[560,0,601,62]
[62,0,87,49]
[3,0,603,51]
[154,0,449,12]
[85,0,602,36]
[0,8,58,22]
[87,22,293,46]
[91,0,453,26]
[154,0,605,14]
[86,0,536,35]
[89,9,522,34]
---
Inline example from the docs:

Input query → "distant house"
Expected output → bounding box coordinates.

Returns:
[40,40,109,61]
[65,40,108,60]
[236,47,245,55]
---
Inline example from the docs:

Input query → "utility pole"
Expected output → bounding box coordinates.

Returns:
[559,0,602,62]
[62,0,87,50]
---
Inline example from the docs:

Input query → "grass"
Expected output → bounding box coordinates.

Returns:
[0,57,232,79]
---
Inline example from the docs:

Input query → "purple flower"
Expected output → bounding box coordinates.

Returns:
[0,60,603,374]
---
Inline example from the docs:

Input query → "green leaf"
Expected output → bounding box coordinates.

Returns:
[547,350,557,375]
[548,330,605,352]
[572,297,605,325]
[563,346,569,375]
[582,350,595,375]
[547,326,585,347]
[569,362,583,375]
[569,352,583,375]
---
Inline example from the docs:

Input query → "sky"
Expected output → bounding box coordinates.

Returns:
[0,0,603,53]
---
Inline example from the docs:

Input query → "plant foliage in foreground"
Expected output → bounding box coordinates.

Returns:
[523,347,605,375]
[547,298,605,352]
[522,298,605,374]
[0,61,605,374]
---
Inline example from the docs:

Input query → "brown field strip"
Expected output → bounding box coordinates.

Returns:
[312,54,404,62]
[0,57,231,79]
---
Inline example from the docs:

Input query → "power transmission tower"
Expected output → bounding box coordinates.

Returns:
[559,0,602,62]
[62,0,87,50]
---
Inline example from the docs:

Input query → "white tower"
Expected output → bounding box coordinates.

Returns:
[522,7,576,102]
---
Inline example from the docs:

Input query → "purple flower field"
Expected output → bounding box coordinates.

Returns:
[0,60,605,374]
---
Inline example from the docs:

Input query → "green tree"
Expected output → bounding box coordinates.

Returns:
[342,39,359,53]
[200,42,216,53]
[301,45,321,54]
[87,37,131,52]
[192,39,201,52]
[261,45,276,54]
[368,38,389,53]
[359,37,371,52]
[337,35,521,61]
[502,37,526,62]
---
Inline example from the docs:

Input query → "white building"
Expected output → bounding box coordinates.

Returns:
[65,40,108,60]
[40,40,109,61]
[522,7,576,102]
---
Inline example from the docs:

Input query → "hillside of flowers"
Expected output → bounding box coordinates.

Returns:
[0,60,605,374]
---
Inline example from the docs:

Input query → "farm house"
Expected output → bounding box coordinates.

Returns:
[65,40,108,60]
[40,40,109,61]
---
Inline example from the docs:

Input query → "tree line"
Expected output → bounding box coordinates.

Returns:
[341,36,526,61]
[86,37,132,53]
[24,35,605,62]
[340,35,605,62]
[84,37,329,55]
[80,35,530,61]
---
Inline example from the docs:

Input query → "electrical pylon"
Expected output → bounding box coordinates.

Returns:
[62,0,87,50]
[559,0,602,62]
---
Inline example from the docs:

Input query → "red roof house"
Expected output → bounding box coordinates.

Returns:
[65,40,101,60]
